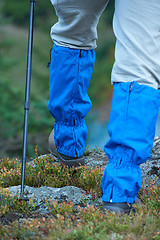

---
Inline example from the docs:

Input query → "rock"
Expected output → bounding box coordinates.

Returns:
[84,136,160,187]
[5,185,94,213]
[151,135,160,160]
[141,135,160,187]
[85,150,108,171]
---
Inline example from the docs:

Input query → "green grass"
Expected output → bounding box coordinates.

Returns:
[0,153,159,240]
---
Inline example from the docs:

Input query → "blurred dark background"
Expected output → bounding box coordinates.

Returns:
[0,0,116,158]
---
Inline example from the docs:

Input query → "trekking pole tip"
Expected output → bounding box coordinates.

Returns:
[19,192,29,202]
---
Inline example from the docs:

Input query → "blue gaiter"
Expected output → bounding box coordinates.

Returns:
[48,44,95,157]
[102,82,160,203]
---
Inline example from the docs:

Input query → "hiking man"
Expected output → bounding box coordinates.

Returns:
[48,0,160,214]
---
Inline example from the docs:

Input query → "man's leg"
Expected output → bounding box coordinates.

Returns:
[102,0,160,213]
[102,82,160,212]
[48,44,95,163]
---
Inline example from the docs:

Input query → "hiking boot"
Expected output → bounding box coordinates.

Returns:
[102,202,136,215]
[49,129,85,168]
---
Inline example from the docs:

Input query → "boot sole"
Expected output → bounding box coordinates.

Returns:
[49,145,85,168]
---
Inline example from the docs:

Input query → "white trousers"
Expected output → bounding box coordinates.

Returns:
[112,0,160,90]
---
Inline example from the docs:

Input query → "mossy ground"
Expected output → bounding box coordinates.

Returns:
[0,151,160,240]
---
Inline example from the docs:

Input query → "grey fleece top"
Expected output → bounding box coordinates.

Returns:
[50,0,109,50]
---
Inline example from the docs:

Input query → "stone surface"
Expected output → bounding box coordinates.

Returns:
[5,185,96,214]
[5,135,160,214]
[85,136,160,187]
[141,135,160,187]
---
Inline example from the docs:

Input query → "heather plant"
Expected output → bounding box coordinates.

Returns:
[45,199,74,219]
[138,177,160,213]
[0,154,159,240]
[77,166,102,197]
[0,187,34,216]
[0,158,21,187]
[0,185,159,240]
[0,153,103,196]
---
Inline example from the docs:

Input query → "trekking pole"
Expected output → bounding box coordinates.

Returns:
[20,0,36,199]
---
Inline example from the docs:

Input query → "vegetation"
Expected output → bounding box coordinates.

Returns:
[0,152,102,196]
[0,0,115,158]
[0,154,159,240]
